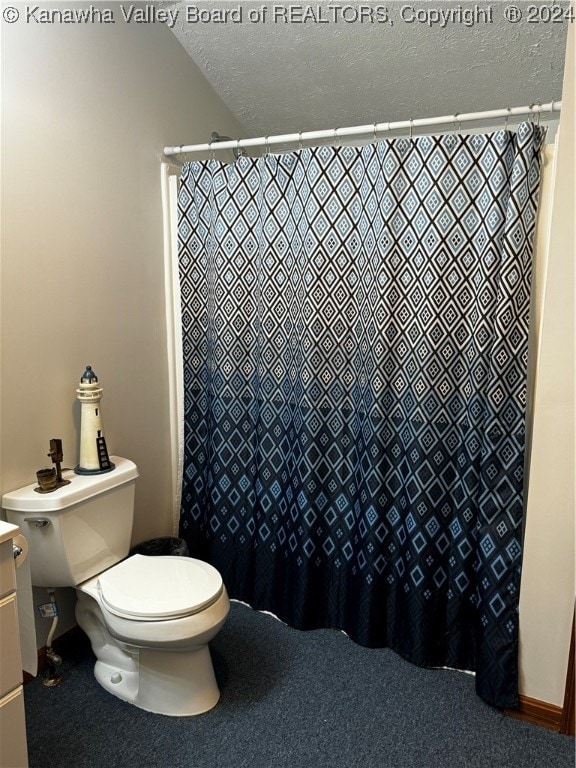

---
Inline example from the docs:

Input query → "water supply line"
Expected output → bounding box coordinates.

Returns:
[42,588,62,687]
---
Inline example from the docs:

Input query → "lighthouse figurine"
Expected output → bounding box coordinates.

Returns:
[74,365,114,475]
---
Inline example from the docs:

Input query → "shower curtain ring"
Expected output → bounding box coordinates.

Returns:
[535,102,542,127]
[453,113,461,133]
[264,136,270,156]
[409,118,414,139]
[505,107,511,131]
[333,127,340,147]
[209,140,215,162]
[373,122,378,142]
[299,131,303,151]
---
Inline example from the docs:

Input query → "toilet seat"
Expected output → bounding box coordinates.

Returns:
[97,555,223,621]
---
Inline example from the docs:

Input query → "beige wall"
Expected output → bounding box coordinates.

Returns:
[1,7,243,537]
[519,20,575,706]
[1,6,243,640]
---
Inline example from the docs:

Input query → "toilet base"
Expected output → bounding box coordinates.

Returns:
[94,645,220,716]
[76,589,225,717]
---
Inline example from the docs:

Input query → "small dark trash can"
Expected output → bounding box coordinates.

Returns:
[130,537,189,557]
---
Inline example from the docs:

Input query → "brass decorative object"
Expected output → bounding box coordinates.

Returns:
[36,468,57,492]
[34,439,71,494]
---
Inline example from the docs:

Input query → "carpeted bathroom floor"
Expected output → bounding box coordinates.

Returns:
[24,601,574,768]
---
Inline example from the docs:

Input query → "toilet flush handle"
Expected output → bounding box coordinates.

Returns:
[24,517,51,528]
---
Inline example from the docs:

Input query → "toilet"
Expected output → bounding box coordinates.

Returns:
[2,457,230,716]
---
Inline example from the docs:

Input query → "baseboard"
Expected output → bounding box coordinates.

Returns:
[22,625,89,684]
[506,694,564,732]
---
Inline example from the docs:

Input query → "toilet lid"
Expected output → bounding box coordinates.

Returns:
[97,555,223,620]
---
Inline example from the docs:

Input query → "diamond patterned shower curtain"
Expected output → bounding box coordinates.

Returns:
[178,123,544,708]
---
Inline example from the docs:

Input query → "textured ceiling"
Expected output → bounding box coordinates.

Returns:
[165,1,568,137]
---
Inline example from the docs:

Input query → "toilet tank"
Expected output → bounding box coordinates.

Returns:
[2,457,138,587]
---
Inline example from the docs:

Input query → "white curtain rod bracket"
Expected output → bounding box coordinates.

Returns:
[163,101,562,158]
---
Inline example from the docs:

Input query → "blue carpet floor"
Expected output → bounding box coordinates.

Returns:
[24,601,574,768]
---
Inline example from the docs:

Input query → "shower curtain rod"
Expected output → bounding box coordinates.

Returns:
[163,101,561,158]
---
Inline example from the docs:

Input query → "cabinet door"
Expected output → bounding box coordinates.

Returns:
[0,687,29,768]
[0,594,23,695]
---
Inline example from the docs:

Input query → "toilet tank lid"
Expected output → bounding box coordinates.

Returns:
[97,555,223,620]
[1,456,138,512]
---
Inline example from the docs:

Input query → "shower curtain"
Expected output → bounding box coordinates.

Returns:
[177,122,544,709]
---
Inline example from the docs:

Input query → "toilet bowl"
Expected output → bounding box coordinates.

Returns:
[76,555,230,715]
[2,457,230,716]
